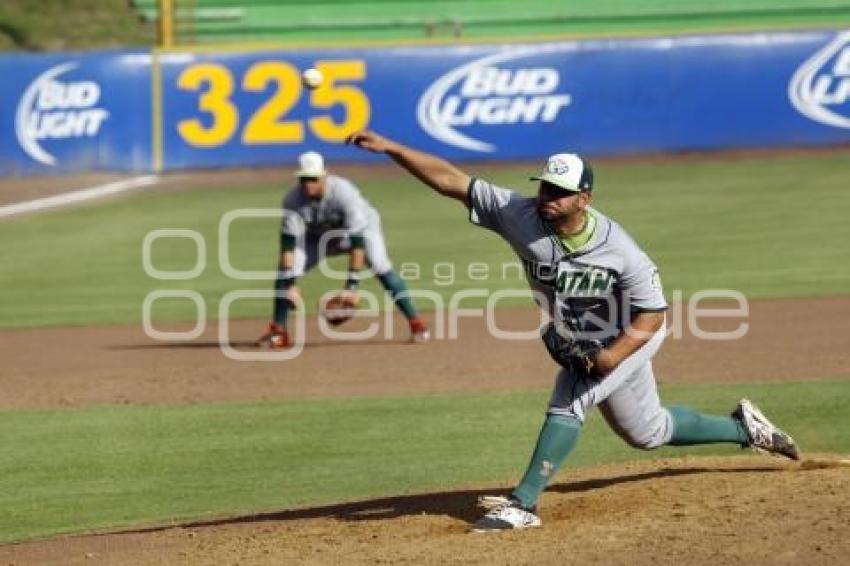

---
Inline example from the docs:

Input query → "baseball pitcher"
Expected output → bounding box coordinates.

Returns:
[346,130,800,532]
[257,151,430,347]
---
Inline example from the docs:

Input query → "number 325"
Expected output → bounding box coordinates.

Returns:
[176,60,370,147]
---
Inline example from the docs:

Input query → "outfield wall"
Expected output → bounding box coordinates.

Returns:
[0,51,153,175]
[1,29,849,175]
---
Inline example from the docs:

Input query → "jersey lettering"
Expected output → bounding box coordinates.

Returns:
[556,266,615,296]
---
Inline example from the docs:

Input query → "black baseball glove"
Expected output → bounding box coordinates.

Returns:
[541,322,603,378]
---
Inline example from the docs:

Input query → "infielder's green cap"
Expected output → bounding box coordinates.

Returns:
[530,153,594,192]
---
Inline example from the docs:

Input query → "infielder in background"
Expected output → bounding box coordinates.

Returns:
[346,130,800,532]
[257,151,430,347]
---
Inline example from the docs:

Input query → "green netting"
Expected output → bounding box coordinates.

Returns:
[131,0,850,45]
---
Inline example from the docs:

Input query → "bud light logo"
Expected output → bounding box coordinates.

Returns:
[15,62,110,166]
[789,31,850,129]
[417,49,572,152]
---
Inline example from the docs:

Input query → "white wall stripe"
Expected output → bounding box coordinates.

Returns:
[0,175,159,218]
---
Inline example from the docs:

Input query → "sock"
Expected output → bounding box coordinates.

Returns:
[273,277,292,326]
[511,414,581,509]
[667,405,747,446]
[377,270,418,320]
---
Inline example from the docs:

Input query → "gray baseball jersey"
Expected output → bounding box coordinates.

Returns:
[470,177,674,448]
[468,178,667,345]
[279,175,393,276]
[280,174,377,238]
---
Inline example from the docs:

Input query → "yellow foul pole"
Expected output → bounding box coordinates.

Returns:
[158,0,175,48]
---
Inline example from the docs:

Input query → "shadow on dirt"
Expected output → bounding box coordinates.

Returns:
[110,464,783,536]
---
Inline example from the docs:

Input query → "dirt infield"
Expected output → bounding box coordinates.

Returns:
[0,297,848,411]
[1,297,849,564]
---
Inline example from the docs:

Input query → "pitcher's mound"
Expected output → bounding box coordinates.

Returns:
[4,454,849,565]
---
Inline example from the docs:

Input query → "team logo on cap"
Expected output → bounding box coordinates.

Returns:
[15,62,110,166]
[418,47,573,152]
[547,157,570,175]
[789,31,850,129]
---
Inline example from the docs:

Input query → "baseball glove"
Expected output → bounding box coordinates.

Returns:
[541,322,603,377]
[320,293,359,327]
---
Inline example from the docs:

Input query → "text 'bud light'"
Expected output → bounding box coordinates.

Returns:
[15,62,110,166]
[789,31,850,129]
[418,49,573,152]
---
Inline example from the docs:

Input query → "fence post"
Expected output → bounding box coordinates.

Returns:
[158,0,175,47]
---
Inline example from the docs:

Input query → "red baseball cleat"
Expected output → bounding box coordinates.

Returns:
[409,317,431,344]
[256,322,291,349]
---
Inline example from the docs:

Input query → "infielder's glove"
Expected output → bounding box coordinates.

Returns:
[541,322,604,378]
[320,293,359,327]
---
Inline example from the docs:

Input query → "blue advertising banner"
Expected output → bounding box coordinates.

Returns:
[1,30,849,175]
[0,51,152,175]
[156,29,850,170]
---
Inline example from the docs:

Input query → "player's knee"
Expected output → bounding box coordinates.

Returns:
[617,425,668,450]
[618,407,674,450]
[624,435,664,450]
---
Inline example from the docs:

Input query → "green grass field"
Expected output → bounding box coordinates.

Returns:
[1,379,848,544]
[1,153,849,545]
[1,152,849,328]
[3,3,849,552]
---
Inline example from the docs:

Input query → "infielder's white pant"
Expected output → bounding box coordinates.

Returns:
[548,327,673,449]
[292,217,393,277]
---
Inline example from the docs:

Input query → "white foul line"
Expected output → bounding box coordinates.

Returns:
[0,175,159,218]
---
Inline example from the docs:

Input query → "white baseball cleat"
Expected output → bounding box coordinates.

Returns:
[411,328,431,344]
[732,398,801,460]
[472,496,542,532]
